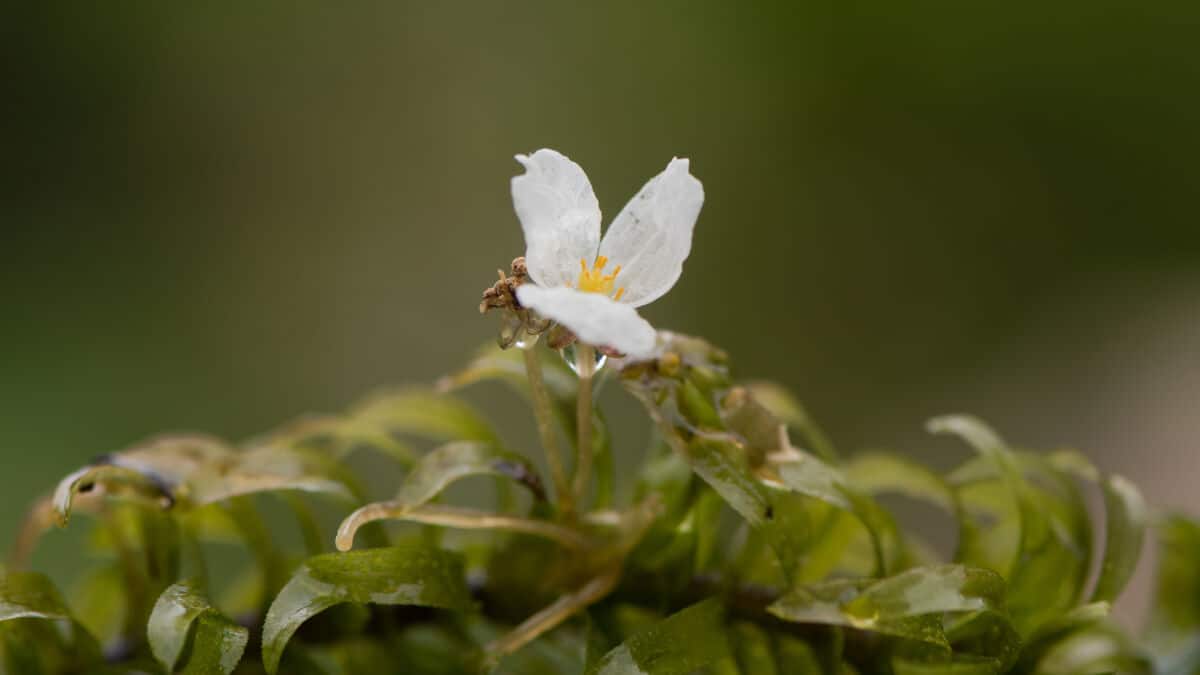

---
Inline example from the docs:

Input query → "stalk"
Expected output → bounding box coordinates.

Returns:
[572,344,596,511]
[522,344,574,518]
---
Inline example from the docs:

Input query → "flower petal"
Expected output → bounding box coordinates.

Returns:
[516,285,657,359]
[597,157,704,307]
[511,149,602,288]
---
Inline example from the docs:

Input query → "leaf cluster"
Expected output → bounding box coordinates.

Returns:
[1,335,1193,674]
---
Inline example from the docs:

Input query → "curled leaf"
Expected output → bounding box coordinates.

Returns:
[336,504,589,552]
[395,441,545,509]
[1091,474,1147,603]
[148,580,247,674]
[930,416,1090,636]
[52,464,171,527]
[261,546,471,674]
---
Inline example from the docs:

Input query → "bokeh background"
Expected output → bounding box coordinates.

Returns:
[4,2,1198,623]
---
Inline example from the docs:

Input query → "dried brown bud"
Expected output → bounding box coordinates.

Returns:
[479,257,530,314]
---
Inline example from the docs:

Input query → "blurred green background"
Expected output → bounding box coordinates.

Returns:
[3,2,1199,620]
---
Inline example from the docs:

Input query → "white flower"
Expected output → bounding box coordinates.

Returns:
[511,149,704,359]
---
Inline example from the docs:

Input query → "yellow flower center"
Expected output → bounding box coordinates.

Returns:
[576,256,626,300]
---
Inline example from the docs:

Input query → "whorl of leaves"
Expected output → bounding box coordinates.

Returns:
[0,335,1192,674]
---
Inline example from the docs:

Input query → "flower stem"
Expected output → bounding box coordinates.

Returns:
[572,344,596,511]
[522,344,574,518]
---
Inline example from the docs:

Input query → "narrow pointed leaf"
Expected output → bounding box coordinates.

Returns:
[255,413,418,465]
[186,445,357,506]
[438,343,577,399]
[261,546,471,674]
[351,387,501,444]
[587,599,729,675]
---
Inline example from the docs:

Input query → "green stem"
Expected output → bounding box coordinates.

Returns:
[572,344,596,511]
[522,344,573,518]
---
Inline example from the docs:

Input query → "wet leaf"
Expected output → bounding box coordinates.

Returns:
[148,579,247,674]
[769,565,1006,648]
[261,546,472,674]
[178,612,249,675]
[587,599,729,675]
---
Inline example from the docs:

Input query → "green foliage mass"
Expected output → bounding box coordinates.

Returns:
[2,331,1197,674]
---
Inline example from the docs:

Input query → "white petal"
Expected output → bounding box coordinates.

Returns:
[597,157,704,307]
[511,149,602,288]
[516,285,657,359]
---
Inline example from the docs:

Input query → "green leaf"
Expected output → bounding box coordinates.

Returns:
[51,464,170,527]
[351,387,501,444]
[178,613,250,675]
[254,412,419,465]
[1146,515,1200,672]
[185,445,358,506]
[0,572,70,622]
[148,579,247,674]
[587,599,729,675]
[1031,623,1151,675]
[769,565,1006,648]
[439,343,577,400]
[261,546,472,674]
[0,572,101,673]
[686,437,808,582]
[1090,474,1147,603]
[730,622,779,675]
[929,416,1090,636]
[394,441,545,508]
[892,655,1000,675]
[843,453,958,514]
[769,449,898,576]
[743,381,838,462]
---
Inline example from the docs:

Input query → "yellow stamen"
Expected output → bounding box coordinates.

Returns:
[576,257,624,298]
